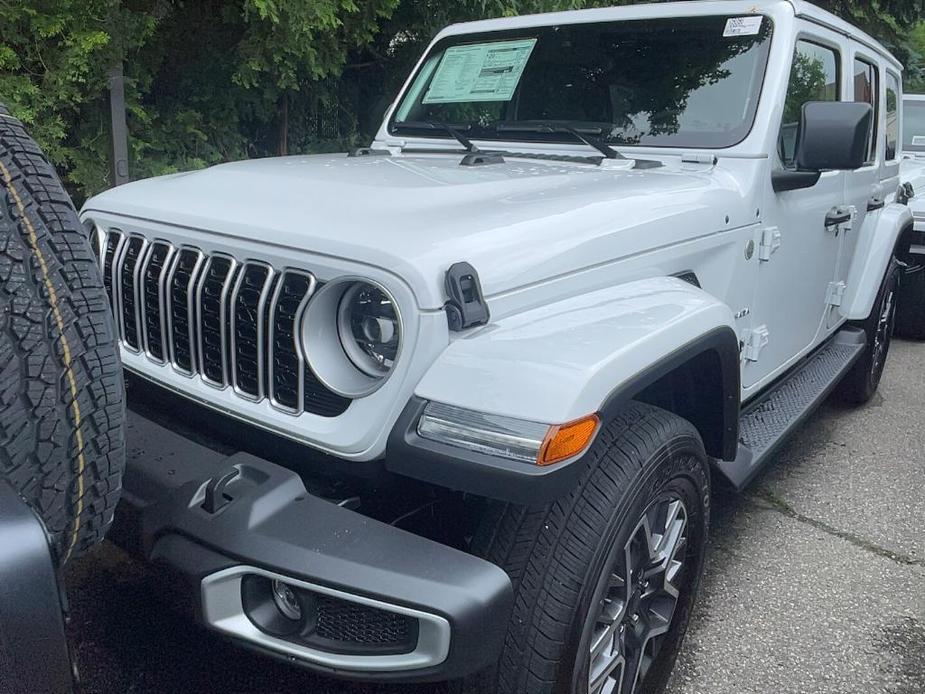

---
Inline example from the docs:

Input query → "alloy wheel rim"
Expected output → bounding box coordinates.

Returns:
[588,495,690,694]
[871,287,896,379]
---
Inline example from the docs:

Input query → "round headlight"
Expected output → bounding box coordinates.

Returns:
[302,279,403,399]
[337,283,401,377]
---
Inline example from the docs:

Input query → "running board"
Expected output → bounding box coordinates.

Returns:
[715,327,866,490]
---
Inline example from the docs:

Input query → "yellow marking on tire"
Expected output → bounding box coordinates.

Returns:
[0,160,87,562]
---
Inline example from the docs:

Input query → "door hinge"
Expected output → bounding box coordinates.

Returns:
[826,281,847,307]
[742,325,769,362]
[758,226,781,262]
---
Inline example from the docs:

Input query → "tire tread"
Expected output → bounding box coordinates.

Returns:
[0,103,125,562]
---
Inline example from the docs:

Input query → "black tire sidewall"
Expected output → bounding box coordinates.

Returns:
[842,258,900,404]
[866,261,899,393]
[564,429,710,694]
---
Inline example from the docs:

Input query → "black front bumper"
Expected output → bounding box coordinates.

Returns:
[115,406,512,682]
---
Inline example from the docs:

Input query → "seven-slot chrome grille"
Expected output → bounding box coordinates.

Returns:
[101,230,350,418]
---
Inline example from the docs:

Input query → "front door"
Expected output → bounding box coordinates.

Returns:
[743,34,847,395]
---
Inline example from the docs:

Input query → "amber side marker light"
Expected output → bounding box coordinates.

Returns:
[537,414,601,466]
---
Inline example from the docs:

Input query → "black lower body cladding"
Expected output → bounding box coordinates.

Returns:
[114,399,512,682]
[0,480,76,693]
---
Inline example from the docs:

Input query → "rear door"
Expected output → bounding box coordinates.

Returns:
[837,47,895,327]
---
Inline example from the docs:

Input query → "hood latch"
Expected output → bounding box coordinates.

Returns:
[444,262,490,331]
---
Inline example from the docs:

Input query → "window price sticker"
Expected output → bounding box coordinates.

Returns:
[423,39,537,104]
[724,16,763,37]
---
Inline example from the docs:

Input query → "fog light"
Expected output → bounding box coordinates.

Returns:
[272,580,302,621]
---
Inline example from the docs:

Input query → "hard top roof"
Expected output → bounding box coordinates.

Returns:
[438,1,901,71]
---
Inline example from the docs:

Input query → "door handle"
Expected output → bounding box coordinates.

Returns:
[825,206,852,227]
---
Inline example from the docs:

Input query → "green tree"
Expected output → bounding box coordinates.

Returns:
[783,53,830,124]
[0,0,159,195]
[3,0,925,201]
[233,0,400,154]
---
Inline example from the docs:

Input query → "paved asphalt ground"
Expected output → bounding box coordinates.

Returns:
[63,340,925,694]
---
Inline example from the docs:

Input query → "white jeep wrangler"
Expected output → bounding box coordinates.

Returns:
[81,2,917,693]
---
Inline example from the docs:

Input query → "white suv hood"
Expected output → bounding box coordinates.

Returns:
[83,152,748,309]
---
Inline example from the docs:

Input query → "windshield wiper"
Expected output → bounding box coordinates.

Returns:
[491,122,625,160]
[392,120,481,153]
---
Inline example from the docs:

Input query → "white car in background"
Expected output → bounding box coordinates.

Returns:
[899,94,925,336]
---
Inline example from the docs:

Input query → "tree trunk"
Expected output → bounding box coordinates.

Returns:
[278,92,289,156]
[108,63,130,185]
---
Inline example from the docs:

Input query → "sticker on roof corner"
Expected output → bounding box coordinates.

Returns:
[724,16,763,37]
[422,39,537,104]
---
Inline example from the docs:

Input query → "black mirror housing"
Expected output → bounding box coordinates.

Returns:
[795,101,872,172]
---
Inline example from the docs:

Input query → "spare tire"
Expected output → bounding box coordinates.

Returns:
[0,104,125,564]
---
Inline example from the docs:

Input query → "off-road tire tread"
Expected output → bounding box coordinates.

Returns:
[468,402,707,694]
[0,103,125,563]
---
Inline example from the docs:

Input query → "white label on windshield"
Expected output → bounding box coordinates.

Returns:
[422,39,537,104]
[724,16,763,37]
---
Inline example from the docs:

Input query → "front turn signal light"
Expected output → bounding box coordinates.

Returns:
[538,414,600,466]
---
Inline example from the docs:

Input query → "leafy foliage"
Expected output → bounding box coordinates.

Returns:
[1,0,924,202]
[783,53,831,125]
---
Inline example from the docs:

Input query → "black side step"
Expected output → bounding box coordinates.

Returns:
[715,327,866,490]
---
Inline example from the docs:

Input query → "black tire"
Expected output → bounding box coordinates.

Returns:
[464,403,710,694]
[838,257,900,405]
[0,104,125,564]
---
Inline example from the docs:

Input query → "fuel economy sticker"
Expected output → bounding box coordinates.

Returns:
[423,39,537,104]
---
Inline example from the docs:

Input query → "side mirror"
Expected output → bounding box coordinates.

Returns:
[796,101,872,171]
[773,101,873,193]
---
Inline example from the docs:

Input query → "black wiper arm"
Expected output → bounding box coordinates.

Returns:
[493,122,625,160]
[393,120,480,153]
[552,126,624,160]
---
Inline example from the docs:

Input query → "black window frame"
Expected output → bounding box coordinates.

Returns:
[778,38,842,169]
[885,71,900,161]
[853,56,880,164]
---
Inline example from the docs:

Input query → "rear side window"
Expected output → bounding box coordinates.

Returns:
[853,58,879,162]
[904,99,925,152]
[779,40,840,167]
[885,72,900,160]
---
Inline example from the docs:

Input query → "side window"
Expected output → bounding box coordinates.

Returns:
[780,41,840,168]
[853,58,879,162]
[885,72,900,160]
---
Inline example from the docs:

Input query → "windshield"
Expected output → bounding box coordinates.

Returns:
[390,15,773,149]
[904,99,925,152]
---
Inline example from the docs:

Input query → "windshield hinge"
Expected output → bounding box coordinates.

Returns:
[460,151,505,167]
[444,262,490,331]
[348,147,392,158]
[681,153,718,166]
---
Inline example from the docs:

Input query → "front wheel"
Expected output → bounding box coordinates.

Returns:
[465,403,710,694]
